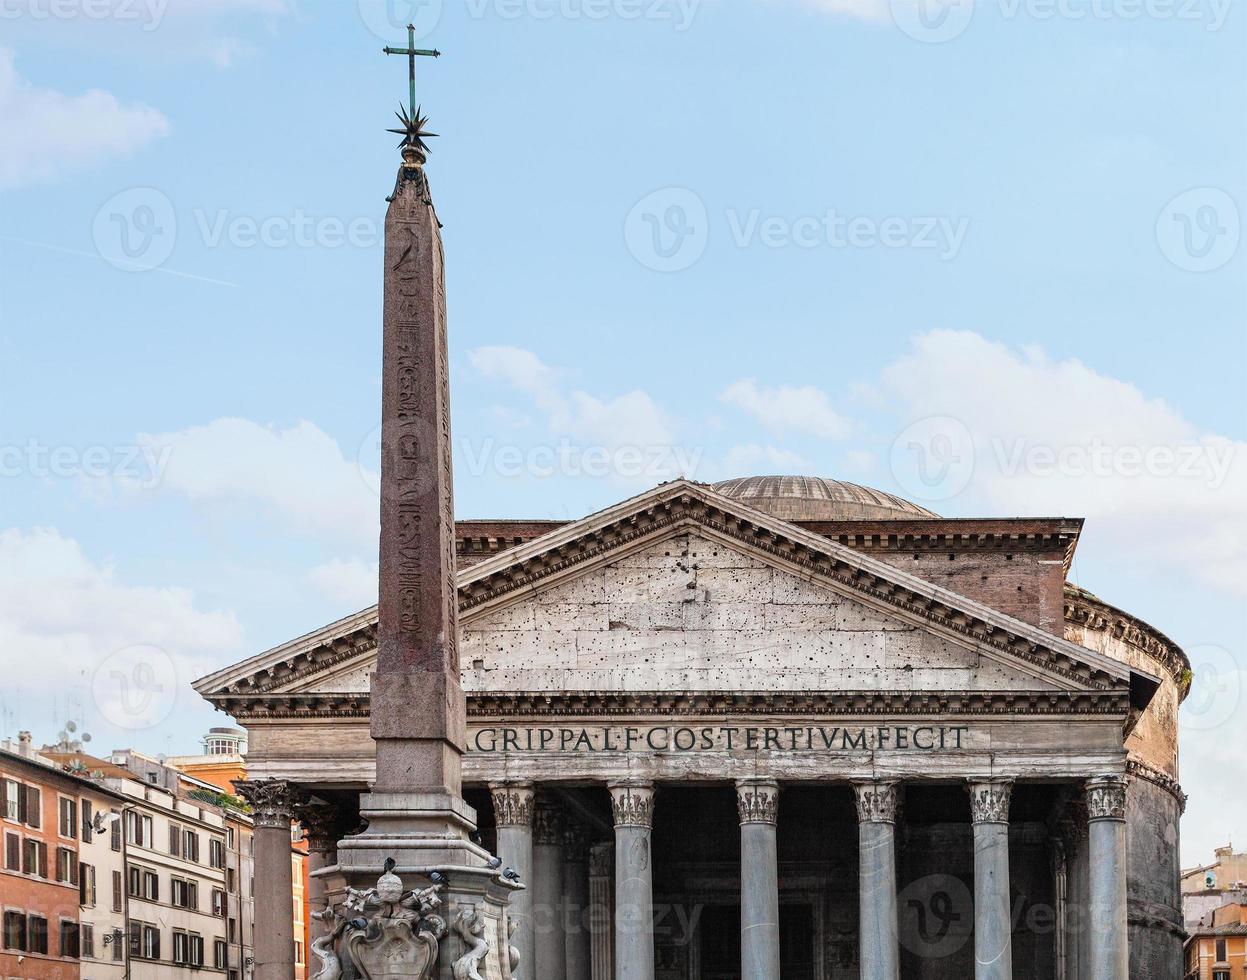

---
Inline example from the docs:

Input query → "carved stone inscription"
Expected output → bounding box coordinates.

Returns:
[469,723,974,754]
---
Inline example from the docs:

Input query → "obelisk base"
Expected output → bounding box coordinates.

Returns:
[324,798,522,980]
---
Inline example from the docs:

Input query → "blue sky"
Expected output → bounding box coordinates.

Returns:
[0,0,1242,863]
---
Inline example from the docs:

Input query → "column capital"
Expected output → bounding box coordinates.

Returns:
[490,783,536,828]
[609,782,656,830]
[853,780,899,824]
[968,779,1014,825]
[294,800,347,853]
[589,842,614,878]
[736,778,780,826]
[1086,775,1128,822]
[532,798,565,845]
[234,779,308,829]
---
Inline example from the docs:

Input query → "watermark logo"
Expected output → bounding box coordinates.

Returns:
[0,0,171,31]
[357,0,443,42]
[889,416,976,503]
[726,209,969,259]
[890,0,975,42]
[0,439,171,487]
[91,645,178,731]
[1157,188,1240,272]
[92,187,177,273]
[898,873,974,958]
[1181,643,1241,732]
[625,187,709,272]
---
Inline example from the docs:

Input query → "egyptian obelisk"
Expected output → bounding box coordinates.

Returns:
[331,45,520,980]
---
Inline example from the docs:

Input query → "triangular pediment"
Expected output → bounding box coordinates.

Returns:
[194,481,1154,714]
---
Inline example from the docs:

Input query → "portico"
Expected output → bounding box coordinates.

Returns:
[196,477,1188,979]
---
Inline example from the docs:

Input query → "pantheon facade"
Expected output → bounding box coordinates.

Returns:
[195,475,1187,979]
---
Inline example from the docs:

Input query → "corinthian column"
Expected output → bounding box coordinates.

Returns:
[588,843,614,980]
[534,799,568,980]
[492,783,535,976]
[610,783,656,980]
[736,779,781,980]
[854,781,900,980]
[235,779,306,980]
[1086,775,1128,980]
[296,800,346,941]
[969,780,1014,980]
[564,822,592,980]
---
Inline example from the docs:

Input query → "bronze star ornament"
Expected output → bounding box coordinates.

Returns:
[388,103,439,154]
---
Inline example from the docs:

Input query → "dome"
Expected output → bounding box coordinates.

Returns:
[711,475,940,521]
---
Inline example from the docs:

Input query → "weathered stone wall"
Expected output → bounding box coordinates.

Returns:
[1126,777,1184,980]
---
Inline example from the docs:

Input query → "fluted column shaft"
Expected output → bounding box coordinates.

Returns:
[610,783,656,980]
[492,784,535,978]
[854,781,900,980]
[235,780,305,980]
[1087,775,1129,980]
[736,779,781,980]
[969,780,1014,980]
[533,798,568,980]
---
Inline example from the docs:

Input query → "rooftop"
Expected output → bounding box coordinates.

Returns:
[712,475,940,521]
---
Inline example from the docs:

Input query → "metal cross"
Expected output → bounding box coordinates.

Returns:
[383,24,441,120]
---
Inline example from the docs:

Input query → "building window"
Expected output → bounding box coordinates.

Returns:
[1212,971,1229,980]
[1214,938,1227,961]
[125,810,152,848]
[27,914,48,955]
[173,930,205,966]
[81,800,94,841]
[58,797,77,839]
[295,938,304,964]
[2,910,26,951]
[227,867,237,893]
[131,921,161,960]
[55,846,79,885]
[172,877,198,910]
[169,822,181,856]
[23,838,47,877]
[1,779,18,820]
[144,869,159,901]
[227,826,235,848]
[183,829,200,863]
[110,810,122,851]
[3,831,19,871]
[214,937,228,968]
[210,836,226,868]
[59,919,80,958]
[212,887,226,916]
[22,785,41,829]
[112,869,124,912]
[79,861,97,906]
[80,922,95,958]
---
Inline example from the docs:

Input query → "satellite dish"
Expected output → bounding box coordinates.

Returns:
[157,754,168,764]
[82,733,92,743]
[67,721,77,733]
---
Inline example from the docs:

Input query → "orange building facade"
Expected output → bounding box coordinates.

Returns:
[1185,904,1247,980]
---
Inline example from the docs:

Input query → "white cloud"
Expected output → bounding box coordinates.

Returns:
[0,48,168,190]
[793,0,892,19]
[131,418,379,549]
[881,330,1247,596]
[0,527,242,733]
[720,379,853,440]
[308,558,378,610]
[469,346,677,453]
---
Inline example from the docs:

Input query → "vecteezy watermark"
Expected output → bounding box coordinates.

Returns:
[92,187,382,273]
[991,437,1236,488]
[890,0,1229,42]
[0,439,171,488]
[1181,644,1242,733]
[725,209,970,260]
[357,0,701,39]
[889,416,977,504]
[625,188,971,271]
[91,645,178,731]
[460,438,705,480]
[1156,188,1241,273]
[897,873,974,958]
[0,0,170,31]
[625,188,710,273]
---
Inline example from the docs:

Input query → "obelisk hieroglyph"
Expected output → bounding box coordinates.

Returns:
[331,51,520,980]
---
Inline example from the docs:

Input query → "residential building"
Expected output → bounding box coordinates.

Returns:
[1,732,128,980]
[1184,846,1247,930]
[1185,903,1247,980]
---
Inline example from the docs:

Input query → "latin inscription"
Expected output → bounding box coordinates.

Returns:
[469,725,973,754]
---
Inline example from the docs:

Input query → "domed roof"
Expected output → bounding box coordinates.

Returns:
[711,475,939,521]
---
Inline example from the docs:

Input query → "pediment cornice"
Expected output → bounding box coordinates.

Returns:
[194,481,1157,709]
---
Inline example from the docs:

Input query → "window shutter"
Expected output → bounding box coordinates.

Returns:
[25,786,40,828]
[129,922,140,957]
[17,783,27,824]
[170,824,180,856]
